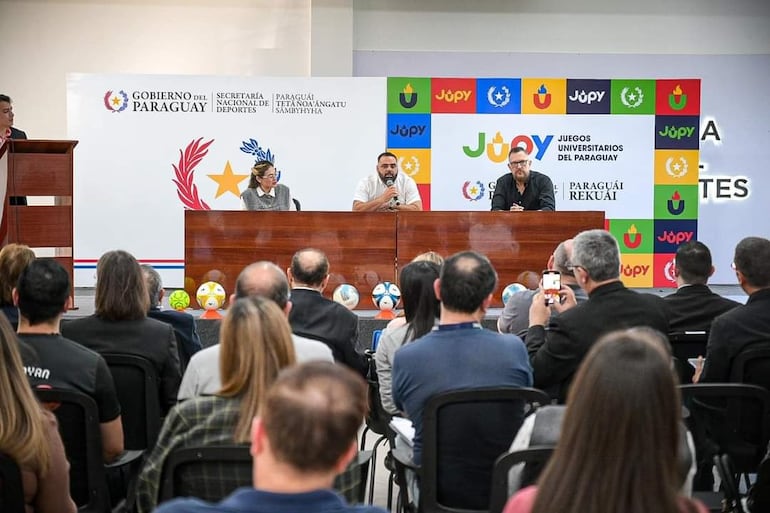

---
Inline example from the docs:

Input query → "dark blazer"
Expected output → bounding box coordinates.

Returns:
[8,126,27,205]
[701,288,770,383]
[10,126,27,139]
[664,284,741,332]
[61,315,181,412]
[148,307,202,372]
[288,288,367,375]
[526,280,670,402]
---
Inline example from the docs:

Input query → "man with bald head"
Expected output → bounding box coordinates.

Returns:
[287,248,367,376]
[177,261,333,399]
[498,239,587,337]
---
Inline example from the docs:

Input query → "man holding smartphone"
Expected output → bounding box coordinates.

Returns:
[491,147,555,212]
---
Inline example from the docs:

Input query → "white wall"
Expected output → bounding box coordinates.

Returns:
[2,0,768,138]
[353,0,770,54]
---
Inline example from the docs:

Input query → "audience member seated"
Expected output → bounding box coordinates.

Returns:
[392,251,532,507]
[0,242,35,329]
[664,241,740,333]
[375,260,441,415]
[134,296,296,513]
[0,314,77,513]
[385,251,444,331]
[498,239,587,337]
[287,248,367,375]
[178,261,332,400]
[154,361,387,513]
[141,265,202,372]
[62,250,181,413]
[526,229,670,402]
[14,258,124,463]
[696,236,770,383]
[503,328,707,513]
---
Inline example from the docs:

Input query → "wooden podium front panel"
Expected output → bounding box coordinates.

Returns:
[185,211,398,303]
[397,211,605,307]
[6,153,74,196]
[6,205,73,247]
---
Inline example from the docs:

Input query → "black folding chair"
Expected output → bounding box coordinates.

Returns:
[488,447,554,513]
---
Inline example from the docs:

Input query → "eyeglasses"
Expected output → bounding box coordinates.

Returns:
[262,174,277,180]
[509,160,530,168]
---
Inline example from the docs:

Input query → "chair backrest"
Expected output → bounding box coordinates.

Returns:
[680,383,770,475]
[730,344,770,391]
[0,452,25,513]
[158,445,372,506]
[158,446,252,504]
[488,447,554,513]
[668,331,708,383]
[364,350,392,436]
[34,388,111,513]
[102,353,162,451]
[420,387,551,513]
[292,198,301,211]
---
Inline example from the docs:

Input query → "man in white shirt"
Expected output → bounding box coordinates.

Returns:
[352,152,422,211]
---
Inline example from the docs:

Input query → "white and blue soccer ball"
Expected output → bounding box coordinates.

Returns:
[332,284,360,310]
[501,282,527,305]
[371,281,401,311]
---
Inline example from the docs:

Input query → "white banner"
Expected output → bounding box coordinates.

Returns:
[67,74,386,287]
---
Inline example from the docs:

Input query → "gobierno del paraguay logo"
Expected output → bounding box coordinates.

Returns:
[104,90,129,113]
[171,137,281,210]
[461,181,485,201]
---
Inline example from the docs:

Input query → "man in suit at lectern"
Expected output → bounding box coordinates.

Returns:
[1,94,28,206]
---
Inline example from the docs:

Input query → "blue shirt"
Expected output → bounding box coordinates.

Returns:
[392,323,533,465]
[154,487,387,513]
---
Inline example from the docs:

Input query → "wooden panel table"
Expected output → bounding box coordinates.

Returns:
[185,211,398,305]
[397,211,606,307]
[185,210,605,309]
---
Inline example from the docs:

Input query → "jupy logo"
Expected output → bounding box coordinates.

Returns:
[568,89,605,105]
[104,90,129,113]
[668,84,687,111]
[623,224,642,249]
[533,84,551,109]
[462,132,553,162]
[435,89,471,104]
[399,83,417,108]
[665,156,689,178]
[622,264,650,278]
[389,124,426,138]
[667,191,685,215]
[659,125,695,140]
[461,181,485,201]
[657,231,694,244]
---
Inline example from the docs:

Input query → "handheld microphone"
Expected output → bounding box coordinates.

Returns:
[385,179,401,207]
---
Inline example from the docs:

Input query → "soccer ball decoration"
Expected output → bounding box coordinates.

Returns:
[501,283,528,305]
[196,281,226,319]
[332,284,360,310]
[168,289,191,311]
[372,281,401,319]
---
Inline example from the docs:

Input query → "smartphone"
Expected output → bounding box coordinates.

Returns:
[542,270,561,305]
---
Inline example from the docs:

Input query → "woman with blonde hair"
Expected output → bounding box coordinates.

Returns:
[134,296,296,513]
[0,242,35,328]
[503,328,707,513]
[240,160,295,211]
[0,314,76,513]
[61,249,181,410]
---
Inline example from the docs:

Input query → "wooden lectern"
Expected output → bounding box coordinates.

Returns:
[0,139,78,294]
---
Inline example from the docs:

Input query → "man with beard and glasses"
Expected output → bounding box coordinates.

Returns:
[352,152,422,211]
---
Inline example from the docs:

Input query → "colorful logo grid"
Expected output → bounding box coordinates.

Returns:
[385,77,700,288]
